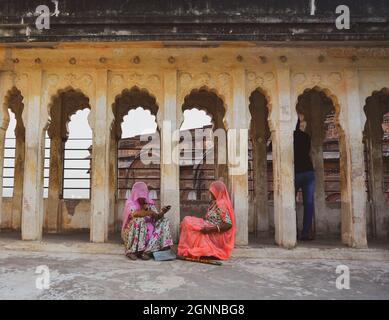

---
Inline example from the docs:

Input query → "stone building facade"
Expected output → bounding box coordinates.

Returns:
[0,1,388,248]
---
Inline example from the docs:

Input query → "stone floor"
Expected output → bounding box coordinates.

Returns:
[0,231,388,300]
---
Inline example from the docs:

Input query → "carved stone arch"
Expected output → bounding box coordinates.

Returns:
[363,87,389,135]
[108,72,163,128]
[1,71,28,131]
[1,87,25,132]
[45,87,91,141]
[248,87,272,140]
[177,71,232,128]
[294,86,344,134]
[181,86,226,130]
[246,71,276,132]
[111,86,160,140]
[359,71,389,112]
[42,72,95,133]
[291,70,346,129]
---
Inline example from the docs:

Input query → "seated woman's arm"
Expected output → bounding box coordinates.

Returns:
[132,208,152,218]
[201,222,232,234]
[201,206,232,234]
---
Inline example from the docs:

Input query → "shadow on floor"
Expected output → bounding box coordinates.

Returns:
[248,233,389,250]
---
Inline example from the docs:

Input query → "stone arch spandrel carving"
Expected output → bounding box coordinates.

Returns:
[42,71,95,132]
[109,71,162,116]
[291,70,346,133]
[178,71,232,127]
[359,70,389,107]
[362,85,389,130]
[0,72,29,132]
[1,86,25,132]
[180,87,226,130]
[46,89,91,141]
[246,70,276,132]
[110,86,160,140]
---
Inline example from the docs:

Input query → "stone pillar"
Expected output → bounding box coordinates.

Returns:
[108,130,118,232]
[309,93,328,235]
[159,69,181,242]
[273,67,297,248]
[254,136,269,234]
[21,70,45,240]
[250,92,270,235]
[214,123,229,185]
[341,68,368,248]
[364,102,386,238]
[46,138,64,231]
[90,69,111,242]
[45,96,64,233]
[0,74,11,230]
[227,68,249,246]
[11,127,25,230]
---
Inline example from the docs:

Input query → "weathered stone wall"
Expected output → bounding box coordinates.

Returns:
[0,42,388,246]
[0,0,388,42]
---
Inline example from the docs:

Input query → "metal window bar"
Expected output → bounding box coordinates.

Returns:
[61,137,92,199]
[2,137,16,196]
[117,136,161,200]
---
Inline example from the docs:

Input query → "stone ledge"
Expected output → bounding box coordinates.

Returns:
[0,239,388,261]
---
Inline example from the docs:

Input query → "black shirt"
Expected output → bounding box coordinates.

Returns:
[294,129,314,173]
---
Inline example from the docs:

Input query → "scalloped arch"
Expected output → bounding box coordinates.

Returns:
[248,87,272,133]
[1,87,24,130]
[45,87,91,138]
[180,86,226,130]
[111,86,160,139]
[295,86,343,130]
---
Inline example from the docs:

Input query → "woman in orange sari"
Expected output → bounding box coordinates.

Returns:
[178,181,235,260]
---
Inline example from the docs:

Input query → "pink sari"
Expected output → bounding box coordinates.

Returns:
[178,181,235,260]
[121,182,155,241]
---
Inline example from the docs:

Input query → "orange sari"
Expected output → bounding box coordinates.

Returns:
[178,181,235,260]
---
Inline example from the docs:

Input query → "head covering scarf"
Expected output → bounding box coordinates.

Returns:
[208,181,235,258]
[121,181,154,231]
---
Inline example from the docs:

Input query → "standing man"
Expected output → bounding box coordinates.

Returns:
[294,116,315,241]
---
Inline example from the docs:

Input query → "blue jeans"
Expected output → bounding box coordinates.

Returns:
[295,171,315,237]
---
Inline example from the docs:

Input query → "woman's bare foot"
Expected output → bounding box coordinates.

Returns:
[126,252,138,260]
[140,252,152,260]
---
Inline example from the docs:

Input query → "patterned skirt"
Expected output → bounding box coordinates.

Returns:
[122,217,173,254]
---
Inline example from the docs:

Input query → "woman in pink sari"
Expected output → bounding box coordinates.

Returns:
[121,182,173,260]
[178,181,235,260]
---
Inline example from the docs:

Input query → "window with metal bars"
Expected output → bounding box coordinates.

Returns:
[62,137,92,199]
[116,107,160,201]
[43,133,50,198]
[2,137,15,197]
[117,134,160,201]
[2,111,16,197]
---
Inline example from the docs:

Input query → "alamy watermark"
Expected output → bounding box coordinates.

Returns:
[35,265,50,290]
[136,123,248,176]
[335,265,350,290]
